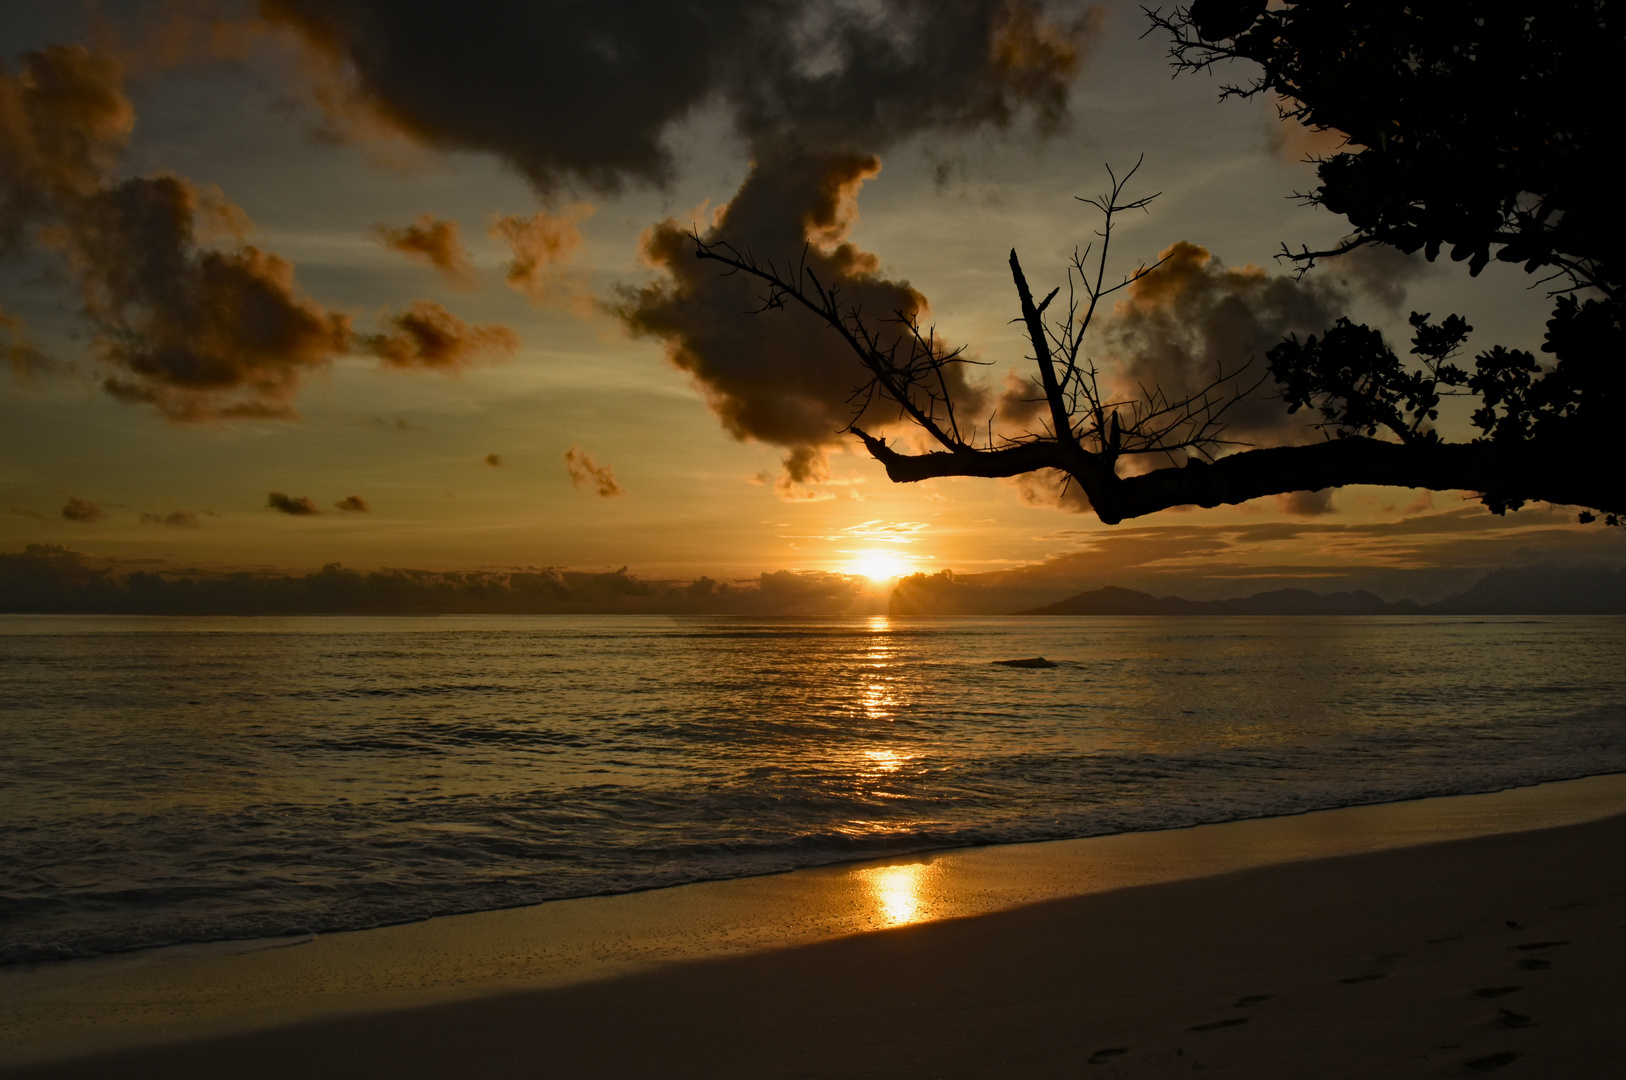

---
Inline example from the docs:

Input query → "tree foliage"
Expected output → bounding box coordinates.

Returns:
[695,1,1625,523]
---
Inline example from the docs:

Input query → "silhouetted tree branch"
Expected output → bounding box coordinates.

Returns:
[692,3,1626,524]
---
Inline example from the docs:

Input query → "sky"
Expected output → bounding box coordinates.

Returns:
[1,0,1620,603]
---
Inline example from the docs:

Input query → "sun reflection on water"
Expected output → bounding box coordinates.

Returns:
[863,748,904,774]
[860,616,896,719]
[857,861,933,926]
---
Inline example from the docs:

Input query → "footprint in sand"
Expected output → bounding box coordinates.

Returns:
[1087,1048,1129,1065]
[1463,1050,1520,1072]
[1495,1007,1535,1029]
[1473,986,1522,998]
[1513,939,1569,951]
[1189,1018,1248,1032]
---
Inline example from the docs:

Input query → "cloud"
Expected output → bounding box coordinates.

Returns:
[2,44,522,421]
[1006,468,1091,513]
[140,509,200,527]
[85,185,359,421]
[484,453,502,467]
[263,1,1098,480]
[372,214,473,285]
[490,204,593,307]
[0,45,360,421]
[563,445,622,497]
[617,153,1001,484]
[262,2,1096,195]
[773,445,834,501]
[1275,489,1336,517]
[1320,242,1431,314]
[0,45,135,234]
[1,304,57,382]
[995,367,1049,432]
[61,496,105,522]
[1099,241,1352,450]
[267,491,320,515]
[619,155,923,441]
[357,300,519,372]
[334,494,369,512]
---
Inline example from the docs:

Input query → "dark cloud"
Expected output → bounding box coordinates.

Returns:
[61,496,104,522]
[617,154,951,452]
[0,45,134,236]
[372,213,472,285]
[1008,243,1424,472]
[334,494,369,512]
[262,1,1095,195]
[1325,242,1432,314]
[357,300,519,372]
[0,46,361,421]
[1,44,518,420]
[1276,489,1336,517]
[85,178,359,421]
[772,444,835,501]
[564,445,622,497]
[267,491,320,515]
[1100,241,1352,449]
[262,1,1098,477]
[140,509,201,527]
[995,368,1049,433]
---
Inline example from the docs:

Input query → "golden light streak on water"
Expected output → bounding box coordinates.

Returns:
[860,616,896,720]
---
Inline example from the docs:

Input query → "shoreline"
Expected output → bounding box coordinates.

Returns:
[4,772,1626,1074]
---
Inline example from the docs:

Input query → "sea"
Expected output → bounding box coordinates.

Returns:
[2,613,1624,967]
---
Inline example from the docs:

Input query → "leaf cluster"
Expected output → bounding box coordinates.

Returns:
[1151,0,1625,298]
[1268,312,1468,445]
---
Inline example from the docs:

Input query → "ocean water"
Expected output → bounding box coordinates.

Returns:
[1,614,1623,966]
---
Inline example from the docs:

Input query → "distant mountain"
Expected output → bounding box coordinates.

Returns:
[1426,565,1626,615]
[1019,566,1626,616]
[1019,585,1419,616]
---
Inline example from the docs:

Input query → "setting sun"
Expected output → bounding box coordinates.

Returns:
[848,550,912,582]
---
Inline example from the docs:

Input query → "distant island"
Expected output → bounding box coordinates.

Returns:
[1016,565,1626,617]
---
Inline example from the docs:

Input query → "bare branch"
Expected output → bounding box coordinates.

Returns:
[689,158,1623,524]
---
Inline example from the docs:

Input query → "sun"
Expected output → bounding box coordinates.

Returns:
[848,550,912,582]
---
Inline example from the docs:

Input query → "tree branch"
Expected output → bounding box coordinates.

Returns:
[863,431,1625,524]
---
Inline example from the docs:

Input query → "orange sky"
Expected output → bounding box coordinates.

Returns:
[1,1,1619,602]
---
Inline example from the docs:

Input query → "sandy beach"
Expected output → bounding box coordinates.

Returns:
[4,774,1625,1078]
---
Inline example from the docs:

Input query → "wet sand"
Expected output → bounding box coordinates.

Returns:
[4,774,1625,1078]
